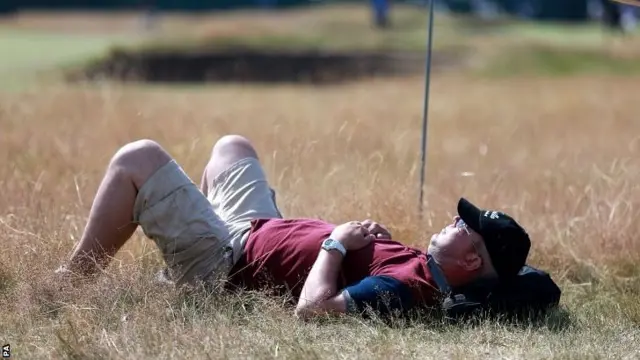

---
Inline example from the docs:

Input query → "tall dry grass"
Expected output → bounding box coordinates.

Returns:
[1,73,640,359]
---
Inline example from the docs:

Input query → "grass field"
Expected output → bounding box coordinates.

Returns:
[1,4,640,359]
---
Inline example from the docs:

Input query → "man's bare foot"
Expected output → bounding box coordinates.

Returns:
[53,264,95,287]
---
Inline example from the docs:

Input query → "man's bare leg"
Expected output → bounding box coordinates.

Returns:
[200,135,260,195]
[199,134,283,221]
[66,139,172,277]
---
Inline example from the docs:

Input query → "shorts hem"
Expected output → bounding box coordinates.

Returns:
[132,159,195,223]
[210,157,261,189]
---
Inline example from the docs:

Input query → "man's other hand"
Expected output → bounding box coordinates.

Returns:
[331,221,375,251]
[361,219,392,239]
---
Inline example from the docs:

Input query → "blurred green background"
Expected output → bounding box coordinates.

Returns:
[0,0,635,23]
[1,0,639,91]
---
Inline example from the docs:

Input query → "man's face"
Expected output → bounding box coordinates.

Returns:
[428,216,492,285]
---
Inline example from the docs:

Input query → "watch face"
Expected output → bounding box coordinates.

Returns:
[322,239,345,255]
[323,239,339,251]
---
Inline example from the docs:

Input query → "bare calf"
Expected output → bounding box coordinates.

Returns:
[67,139,171,276]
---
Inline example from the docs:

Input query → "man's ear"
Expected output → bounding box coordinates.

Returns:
[460,253,482,271]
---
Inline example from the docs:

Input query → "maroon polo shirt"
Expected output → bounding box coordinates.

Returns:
[227,218,440,315]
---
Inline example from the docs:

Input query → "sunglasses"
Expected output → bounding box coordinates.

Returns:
[455,218,482,255]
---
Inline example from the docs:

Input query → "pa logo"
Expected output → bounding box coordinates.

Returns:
[2,344,10,359]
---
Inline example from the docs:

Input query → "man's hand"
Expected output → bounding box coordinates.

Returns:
[361,219,392,239]
[331,221,375,251]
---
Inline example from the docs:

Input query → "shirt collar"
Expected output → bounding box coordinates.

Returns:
[426,254,451,295]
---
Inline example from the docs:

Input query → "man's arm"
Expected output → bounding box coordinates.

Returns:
[294,221,374,320]
[294,248,347,320]
[295,253,416,320]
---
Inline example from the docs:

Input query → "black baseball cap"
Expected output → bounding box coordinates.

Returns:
[457,197,531,280]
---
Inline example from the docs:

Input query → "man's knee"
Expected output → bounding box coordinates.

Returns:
[111,139,172,188]
[211,135,258,161]
[204,135,259,186]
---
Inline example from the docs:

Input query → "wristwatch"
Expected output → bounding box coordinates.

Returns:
[321,238,347,257]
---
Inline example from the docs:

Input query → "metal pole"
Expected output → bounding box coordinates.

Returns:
[419,0,436,219]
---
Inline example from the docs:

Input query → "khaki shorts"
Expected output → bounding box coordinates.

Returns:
[132,157,282,286]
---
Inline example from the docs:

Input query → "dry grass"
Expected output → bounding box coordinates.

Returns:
[2,71,640,359]
[1,4,640,359]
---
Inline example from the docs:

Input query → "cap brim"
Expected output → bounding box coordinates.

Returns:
[457,197,483,233]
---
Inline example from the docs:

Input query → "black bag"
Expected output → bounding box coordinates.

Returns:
[441,265,562,322]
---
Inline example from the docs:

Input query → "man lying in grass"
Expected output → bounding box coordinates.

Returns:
[58,135,531,320]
